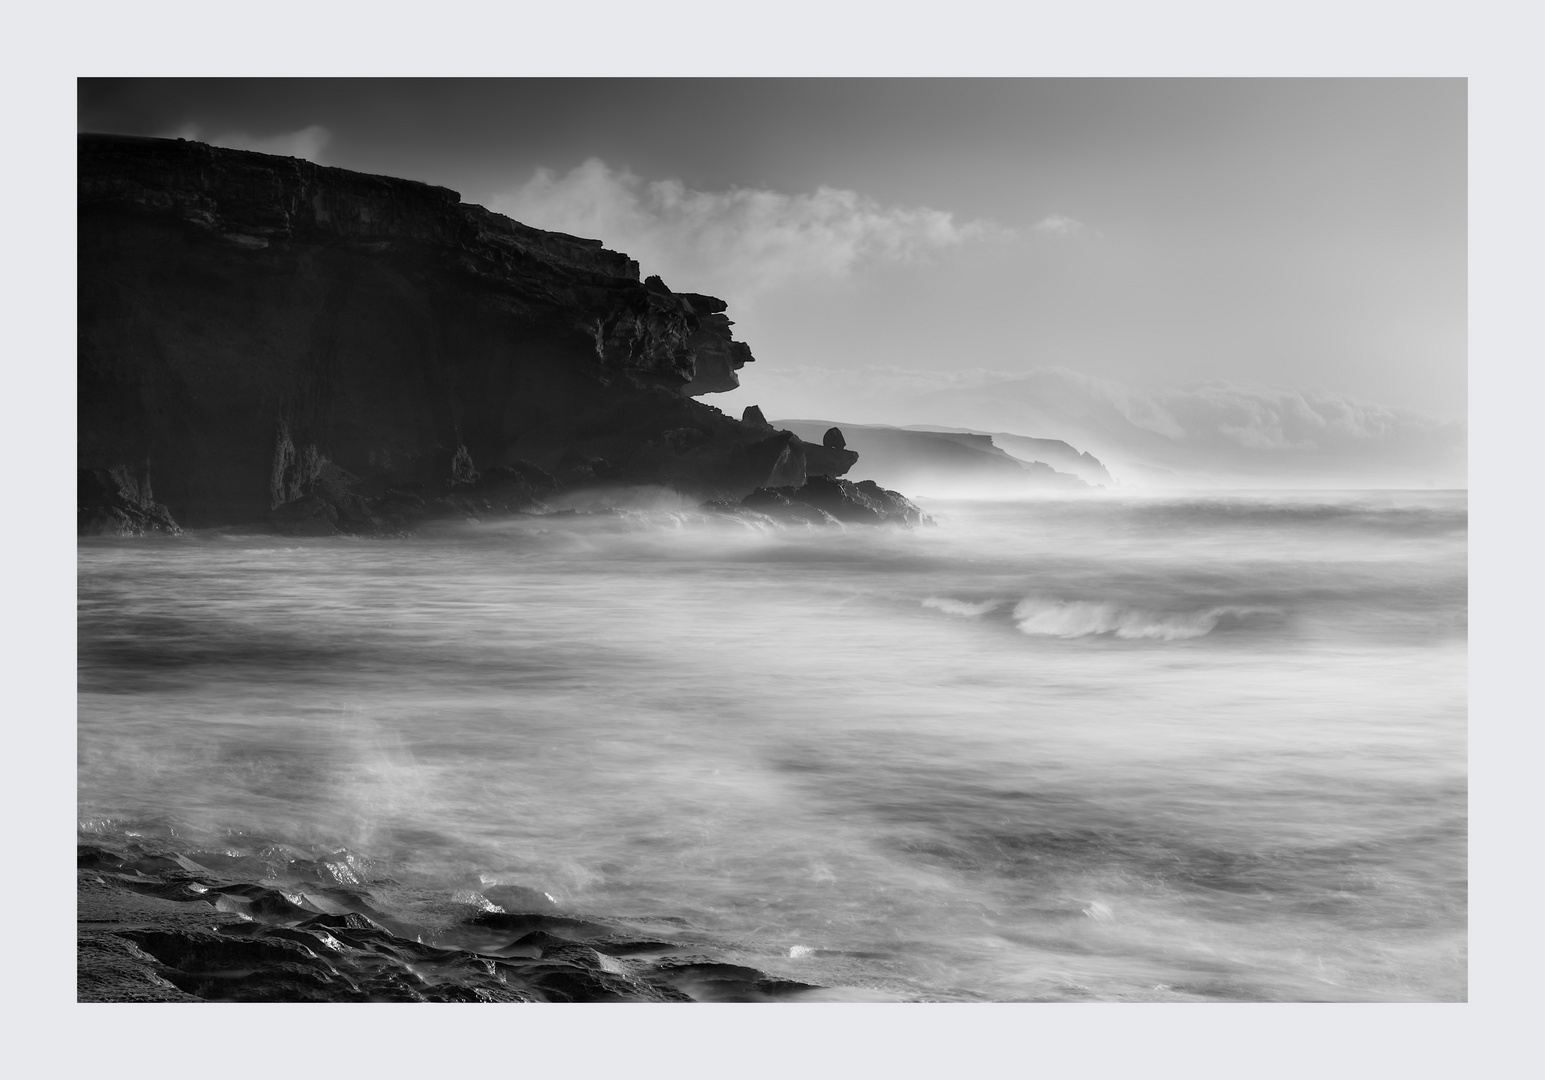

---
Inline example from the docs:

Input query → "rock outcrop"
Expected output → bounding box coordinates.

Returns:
[740,477,930,527]
[78,465,182,536]
[78,135,857,532]
[78,839,841,1002]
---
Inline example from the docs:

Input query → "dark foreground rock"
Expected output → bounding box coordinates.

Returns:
[77,840,870,1003]
[740,477,931,527]
[265,460,566,536]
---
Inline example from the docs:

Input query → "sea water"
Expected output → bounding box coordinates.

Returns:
[76,490,1467,1001]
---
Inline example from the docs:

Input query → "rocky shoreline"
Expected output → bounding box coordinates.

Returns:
[78,834,902,1003]
[79,457,929,538]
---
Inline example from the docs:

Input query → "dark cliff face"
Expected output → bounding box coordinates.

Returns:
[78,134,802,529]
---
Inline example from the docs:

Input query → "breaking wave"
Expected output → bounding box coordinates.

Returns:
[922,597,1001,618]
[1011,598,1263,640]
[78,491,1467,1002]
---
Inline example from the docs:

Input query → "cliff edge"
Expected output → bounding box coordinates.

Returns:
[78,134,859,532]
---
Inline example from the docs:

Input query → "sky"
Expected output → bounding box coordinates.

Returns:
[78,78,1467,484]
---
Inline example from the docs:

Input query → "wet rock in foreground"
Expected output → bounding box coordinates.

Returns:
[76,841,873,1003]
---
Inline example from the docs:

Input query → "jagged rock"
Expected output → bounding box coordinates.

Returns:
[823,426,847,450]
[680,293,753,395]
[801,440,860,480]
[78,466,181,536]
[741,488,841,526]
[742,477,929,527]
[77,837,883,1003]
[741,405,769,427]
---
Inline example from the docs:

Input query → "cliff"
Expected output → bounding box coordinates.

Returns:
[908,428,1116,487]
[78,134,856,532]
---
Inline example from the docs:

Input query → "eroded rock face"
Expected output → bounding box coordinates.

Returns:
[801,442,860,480]
[78,466,181,536]
[679,292,754,395]
[78,135,781,529]
[740,477,930,527]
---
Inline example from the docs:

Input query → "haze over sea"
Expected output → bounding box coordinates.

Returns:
[77,489,1467,1002]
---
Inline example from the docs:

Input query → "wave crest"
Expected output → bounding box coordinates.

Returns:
[922,597,1001,618]
[1011,598,1257,640]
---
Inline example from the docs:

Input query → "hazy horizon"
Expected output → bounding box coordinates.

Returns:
[751,366,1467,490]
[79,78,1467,487]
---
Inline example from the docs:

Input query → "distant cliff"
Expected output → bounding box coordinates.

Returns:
[777,421,1099,495]
[78,134,856,532]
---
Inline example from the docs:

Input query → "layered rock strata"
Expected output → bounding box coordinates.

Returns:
[78,135,857,533]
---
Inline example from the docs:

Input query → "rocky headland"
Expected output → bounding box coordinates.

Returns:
[78,134,923,535]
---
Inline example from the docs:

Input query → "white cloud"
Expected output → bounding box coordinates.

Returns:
[488,159,1004,303]
[1142,380,1425,451]
[1033,213,1086,235]
[168,124,331,163]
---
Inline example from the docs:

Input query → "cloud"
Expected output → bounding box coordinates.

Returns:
[893,367,1465,484]
[488,159,1004,302]
[1033,213,1086,235]
[1104,379,1446,453]
[167,124,331,163]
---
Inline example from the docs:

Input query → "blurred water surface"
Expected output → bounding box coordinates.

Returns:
[78,490,1467,1001]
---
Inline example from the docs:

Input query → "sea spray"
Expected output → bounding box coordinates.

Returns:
[79,490,1467,1001]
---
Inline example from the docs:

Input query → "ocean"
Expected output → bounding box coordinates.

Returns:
[76,490,1467,1002]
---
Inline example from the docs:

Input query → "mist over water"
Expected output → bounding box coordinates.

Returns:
[77,491,1467,1001]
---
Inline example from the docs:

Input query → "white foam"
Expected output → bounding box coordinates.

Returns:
[595,952,629,975]
[450,889,504,913]
[1011,598,1251,640]
[922,597,1000,618]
